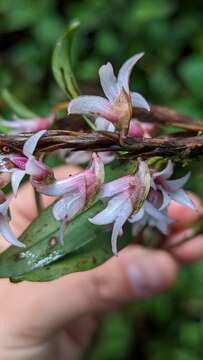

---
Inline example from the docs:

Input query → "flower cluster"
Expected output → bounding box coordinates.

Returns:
[0,53,196,255]
[90,160,195,254]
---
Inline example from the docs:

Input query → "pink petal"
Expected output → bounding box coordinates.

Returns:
[128,119,145,138]
[23,130,46,157]
[34,172,85,196]
[25,157,52,179]
[1,114,54,133]
[68,96,112,119]
[11,169,26,196]
[0,217,25,247]
[10,156,27,170]
[171,189,197,210]
[130,92,150,111]
[154,160,174,180]
[99,176,131,198]
[95,117,115,132]
[99,62,120,101]
[53,193,85,221]
[117,52,144,93]
[111,200,133,255]
[163,172,191,192]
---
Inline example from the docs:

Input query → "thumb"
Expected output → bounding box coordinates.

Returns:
[29,245,178,336]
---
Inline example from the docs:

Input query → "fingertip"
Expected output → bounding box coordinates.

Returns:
[119,246,178,298]
[168,193,202,231]
[169,235,203,264]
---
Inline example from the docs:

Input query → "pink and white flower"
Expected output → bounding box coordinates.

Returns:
[129,161,196,236]
[0,191,24,247]
[0,130,54,196]
[33,153,105,244]
[0,113,55,134]
[89,160,151,254]
[68,53,150,136]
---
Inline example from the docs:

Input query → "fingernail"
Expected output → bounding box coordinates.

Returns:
[126,253,164,298]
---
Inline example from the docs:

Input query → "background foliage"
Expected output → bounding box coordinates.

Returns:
[1,0,203,358]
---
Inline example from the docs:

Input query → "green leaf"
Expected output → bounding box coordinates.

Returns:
[52,20,80,98]
[1,88,37,118]
[0,161,136,280]
[11,223,132,282]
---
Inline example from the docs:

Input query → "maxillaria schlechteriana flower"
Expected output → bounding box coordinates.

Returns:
[68,53,150,140]
[33,152,104,244]
[0,51,197,257]
[0,113,55,134]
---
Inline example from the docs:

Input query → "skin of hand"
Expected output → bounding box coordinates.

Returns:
[0,166,203,360]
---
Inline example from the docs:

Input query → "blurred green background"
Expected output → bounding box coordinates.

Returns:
[1,0,203,359]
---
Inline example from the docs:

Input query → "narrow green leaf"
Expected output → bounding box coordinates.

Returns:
[11,224,132,282]
[0,161,136,279]
[52,20,80,98]
[1,89,37,118]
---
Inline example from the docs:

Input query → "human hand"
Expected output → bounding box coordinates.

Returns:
[0,166,202,360]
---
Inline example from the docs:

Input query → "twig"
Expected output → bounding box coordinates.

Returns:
[1,106,203,159]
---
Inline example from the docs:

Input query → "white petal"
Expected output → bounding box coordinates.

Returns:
[95,117,115,132]
[53,193,85,221]
[129,206,145,223]
[91,153,105,186]
[158,187,171,211]
[111,200,133,255]
[149,216,169,235]
[144,200,173,224]
[98,151,115,164]
[99,62,120,101]
[154,160,174,180]
[34,172,85,196]
[117,52,144,93]
[65,151,92,164]
[171,189,196,210]
[11,170,26,196]
[130,92,150,111]
[164,172,191,192]
[23,130,46,157]
[99,176,130,198]
[89,192,130,225]
[0,200,9,216]
[0,217,25,247]
[132,215,147,236]
[68,96,112,119]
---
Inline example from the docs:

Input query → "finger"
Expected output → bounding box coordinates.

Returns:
[166,229,203,264]
[168,193,202,232]
[12,245,178,337]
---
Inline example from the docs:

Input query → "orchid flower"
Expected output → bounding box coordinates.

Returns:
[0,191,24,247]
[89,160,151,254]
[0,130,54,196]
[33,153,105,245]
[129,161,196,236]
[0,113,55,134]
[151,160,195,211]
[68,53,150,137]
